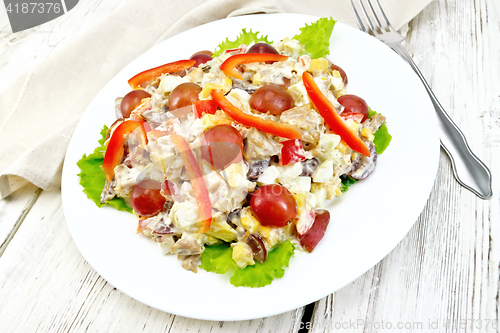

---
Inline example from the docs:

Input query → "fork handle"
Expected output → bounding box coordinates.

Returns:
[391,44,492,199]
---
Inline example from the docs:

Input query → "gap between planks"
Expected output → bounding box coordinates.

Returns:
[0,184,42,256]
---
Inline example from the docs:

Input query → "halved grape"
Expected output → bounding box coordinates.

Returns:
[245,234,267,263]
[249,84,295,115]
[330,63,348,86]
[250,184,297,227]
[168,82,201,111]
[298,209,330,252]
[247,43,278,54]
[338,94,369,122]
[120,90,151,118]
[190,52,213,67]
[201,124,244,170]
[131,179,166,217]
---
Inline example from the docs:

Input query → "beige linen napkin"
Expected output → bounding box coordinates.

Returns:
[0,0,432,199]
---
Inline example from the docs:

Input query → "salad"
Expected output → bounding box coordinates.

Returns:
[78,18,391,288]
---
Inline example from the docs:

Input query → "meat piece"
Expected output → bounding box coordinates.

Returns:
[279,106,324,146]
[177,254,201,273]
[171,237,203,256]
[152,218,175,235]
[347,141,377,180]
[364,114,386,133]
[100,179,117,204]
[231,79,258,94]
[122,146,151,168]
[243,128,282,160]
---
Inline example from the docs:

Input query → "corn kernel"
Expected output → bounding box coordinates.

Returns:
[223,77,233,89]
[200,83,223,99]
[361,128,375,141]
[240,208,261,233]
[309,58,329,72]
[201,114,232,129]
[258,226,281,248]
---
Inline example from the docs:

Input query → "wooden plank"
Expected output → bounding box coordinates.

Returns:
[308,0,500,331]
[0,189,305,332]
[0,183,41,255]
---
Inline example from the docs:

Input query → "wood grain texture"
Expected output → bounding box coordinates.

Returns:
[0,2,307,331]
[308,0,500,332]
[0,183,40,255]
[0,190,304,333]
[0,0,498,331]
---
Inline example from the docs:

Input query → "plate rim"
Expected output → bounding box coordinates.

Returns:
[61,12,440,321]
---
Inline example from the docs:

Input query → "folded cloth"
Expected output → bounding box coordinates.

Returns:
[0,0,431,199]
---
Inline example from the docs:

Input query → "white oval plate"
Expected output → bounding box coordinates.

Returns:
[62,13,440,321]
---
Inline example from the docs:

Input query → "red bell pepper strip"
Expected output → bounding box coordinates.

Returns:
[128,59,196,89]
[224,47,244,54]
[102,120,147,183]
[340,112,364,123]
[170,133,212,233]
[219,53,288,80]
[281,139,306,165]
[193,99,217,119]
[211,90,302,140]
[302,72,370,157]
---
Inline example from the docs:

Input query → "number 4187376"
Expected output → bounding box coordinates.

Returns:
[6,2,62,14]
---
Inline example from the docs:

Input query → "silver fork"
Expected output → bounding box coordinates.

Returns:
[351,0,492,199]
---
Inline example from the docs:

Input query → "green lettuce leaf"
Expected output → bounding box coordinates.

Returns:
[230,240,295,288]
[340,174,359,192]
[293,17,336,59]
[368,108,392,154]
[213,29,273,57]
[77,125,133,214]
[199,243,236,274]
[199,240,295,287]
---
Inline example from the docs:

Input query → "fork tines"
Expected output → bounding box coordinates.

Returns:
[350,0,395,36]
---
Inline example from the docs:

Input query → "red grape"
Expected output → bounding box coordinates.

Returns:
[250,184,297,227]
[120,90,151,118]
[168,82,201,111]
[247,43,279,54]
[131,179,166,217]
[338,94,369,122]
[245,234,267,263]
[190,52,213,67]
[249,84,295,115]
[298,209,330,252]
[191,50,213,56]
[201,124,244,170]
